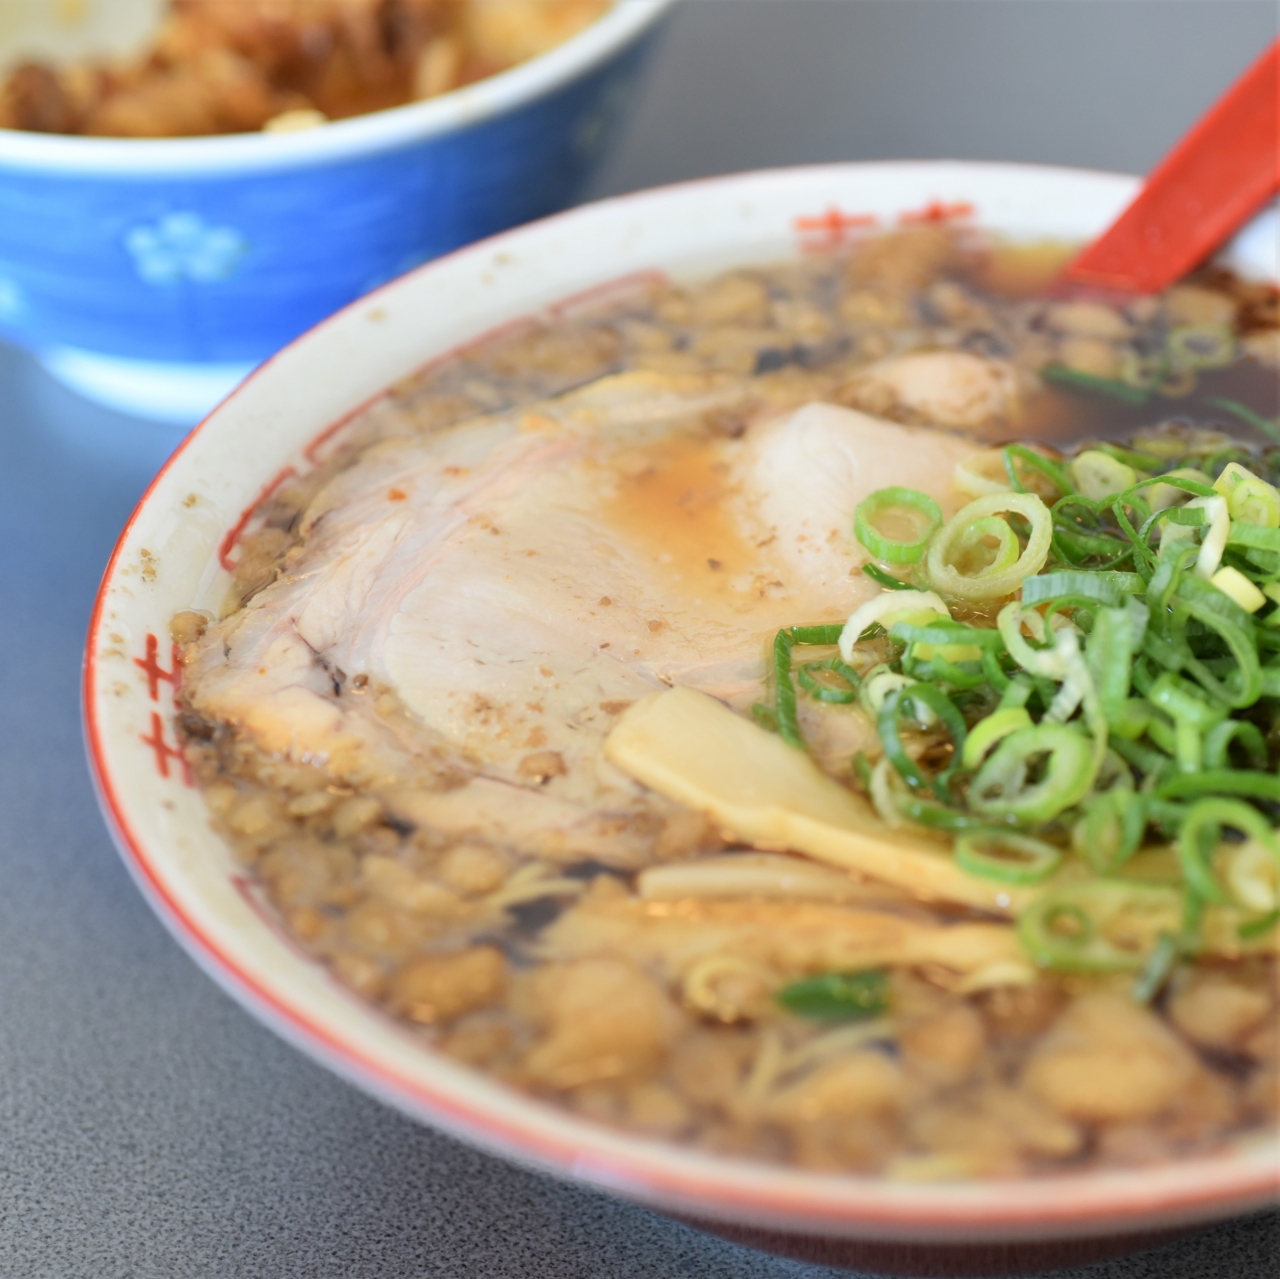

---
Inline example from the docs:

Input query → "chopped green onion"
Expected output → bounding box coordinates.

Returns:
[1176,798,1280,904]
[1239,909,1280,941]
[838,590,949,663]
[1090,442,1164,472]
[862,563,914,590]
[1167,323,1236,371]
[797,658,860,704]
[1187,495,1230,579]
[1042,363,1150,405]
[1172,576,1261,708]
[1227,522,1280,551]
[1202,396,1280,444]
[854,487,943,564]
[955,450,1014,498]
[776,969,888,1020]
[1072,789,1147,874]
[1202,719,1268,771]
[815,421,1280,982]
[772,625,857,746]
[773,629,803,749]
[860,666,917,720]
[889,620,1005,650]
[750,702,778,733]
[878,685,967,795]
[1148,671,1226,731]
[961,707,1033,769]
[1109,735,1173,781]
[1086,601,1148,729]
[1069,450,1137,500]
[1157,769,1280,803]
[788,624,846,645]
[969,724,1096,823]
[927,493,1053,601]
[1147,468,1214,512]
[894,795,1012,831]
[1214,462,1280,528]
[998,677,1033,711]
[1022,570,1141,608]
[955,830,1063,884]
[1002,444,1074,497]
[952,514,1021,579]
[1131,932,1179,1004]
[1018,881,1184,972]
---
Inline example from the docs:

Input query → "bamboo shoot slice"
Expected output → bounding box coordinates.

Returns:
[606,687,1034,914]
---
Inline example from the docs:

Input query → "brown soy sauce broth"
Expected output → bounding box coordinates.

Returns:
[180,225,1280,1180]
[1016,338,1280,454]
[970,246,1280,456]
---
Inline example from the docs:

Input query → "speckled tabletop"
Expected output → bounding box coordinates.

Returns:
[1,4,1276,1276]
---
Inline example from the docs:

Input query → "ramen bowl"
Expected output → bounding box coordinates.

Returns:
[0,0,670,423]
[85,162,1279,1264]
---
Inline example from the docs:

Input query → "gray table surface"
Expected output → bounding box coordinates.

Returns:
[1,3,1277,1276]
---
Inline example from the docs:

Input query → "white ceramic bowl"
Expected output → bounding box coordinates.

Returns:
[85,162,1280,1251]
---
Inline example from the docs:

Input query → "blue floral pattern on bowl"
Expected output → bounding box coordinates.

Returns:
[124,213,249,285]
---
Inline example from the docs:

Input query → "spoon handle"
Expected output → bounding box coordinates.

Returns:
[1062,39,1279,294]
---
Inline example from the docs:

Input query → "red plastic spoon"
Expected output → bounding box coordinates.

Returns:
[1061,38,1280,294]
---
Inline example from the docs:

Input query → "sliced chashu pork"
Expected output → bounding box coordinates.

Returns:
[184,370,981,861]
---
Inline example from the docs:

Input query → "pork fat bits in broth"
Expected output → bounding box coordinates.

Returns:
[177,226,1280,1177]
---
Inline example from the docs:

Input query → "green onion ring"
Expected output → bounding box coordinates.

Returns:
[797,658,861,704]
[854,487,943,564]
[927,492,1053,601]
[1086,602,1148,728]
[1172,577,1262,708]
[878,685,967,795]
[1176,798,1280,904]
[1167,323,1236,371]
[961,707,1033,769]
[955,830,1063,884]
[1202,720,1269,771]
[772,625,853,746]
[1072,789,1147,874]
[894,796,1017,832]
[952,515,1020,577]
[1017,881,1184,973]
[1002,444,1074,496]
[1120,473,1217,504]
[1021,570,1142,607]
[904,654,989,690]
[969,723,1095,823]
[1148,671,1227,731]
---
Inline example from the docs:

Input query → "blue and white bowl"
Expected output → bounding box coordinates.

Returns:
[0,0,671,422]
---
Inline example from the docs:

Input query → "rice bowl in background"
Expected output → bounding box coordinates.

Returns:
[0,0,671,422]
